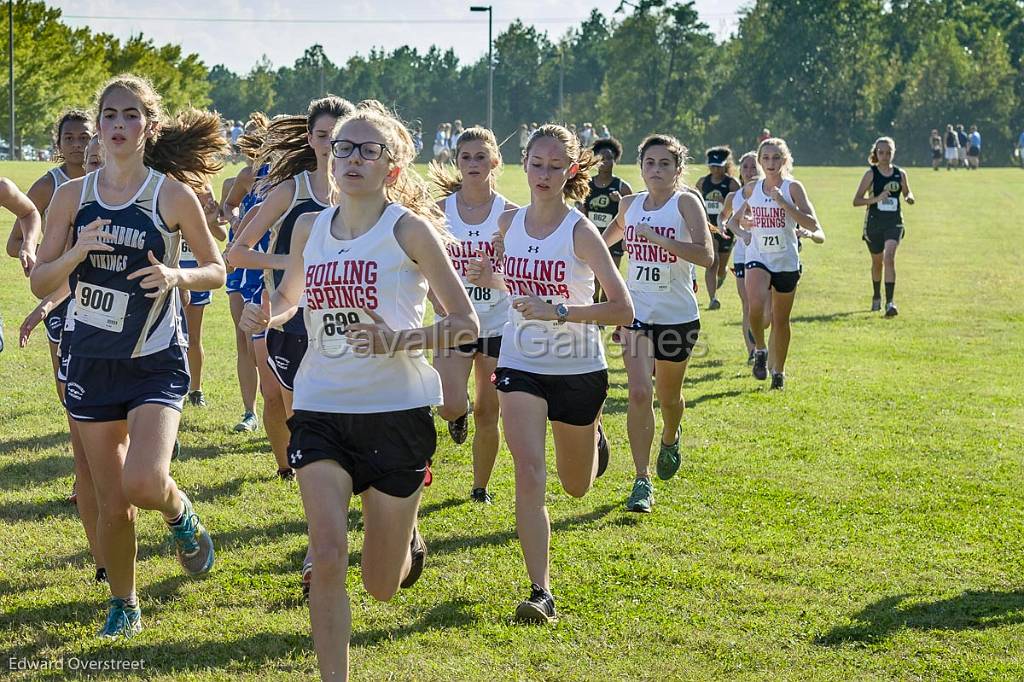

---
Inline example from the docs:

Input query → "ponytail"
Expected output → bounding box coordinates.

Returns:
[257,95,354,189]
[146,109,229,192]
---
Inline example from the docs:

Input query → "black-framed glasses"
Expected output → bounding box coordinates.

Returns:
[331,139,389,161]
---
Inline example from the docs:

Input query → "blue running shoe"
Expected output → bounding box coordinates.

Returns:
[168,492,215,576]
[98,598,142,639]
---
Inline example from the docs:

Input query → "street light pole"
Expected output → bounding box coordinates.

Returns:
[8,0,14,160]
[470,5,493,131]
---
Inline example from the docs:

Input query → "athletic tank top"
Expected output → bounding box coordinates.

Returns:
[295,203,442,413]
[585,176,623,233]
[497,206,605,375]
[699,175,733,227]
[743,179,800,272]
[47,167,74,324]
[443,193,511,338]
[623,192,699,325]
[867,165,903,224]
[68,168,186,358]
[730,190,748,266]
[266,171,328,334]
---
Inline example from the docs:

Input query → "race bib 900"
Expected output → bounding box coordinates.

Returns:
[74,282,129,333]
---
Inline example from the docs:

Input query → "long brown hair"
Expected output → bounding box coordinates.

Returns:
[524,124,599,203]
[94,74,228,191]
[428,126,502,197]
[236,111,270,161]
[333,100,448,235]
[256,95,354,189]
[638,133,689,188]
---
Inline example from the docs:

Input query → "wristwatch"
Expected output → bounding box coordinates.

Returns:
[554,303,570,325]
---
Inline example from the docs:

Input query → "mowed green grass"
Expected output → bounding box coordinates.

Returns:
[1,159,1023,681]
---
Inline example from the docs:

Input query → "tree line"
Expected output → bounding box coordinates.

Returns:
[4,0,1023,166]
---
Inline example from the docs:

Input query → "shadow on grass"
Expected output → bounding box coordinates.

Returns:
[174,438,274,461]
[427,503,617,557]
[0,451,73,490]
[790,310,866,324]
[815,591,1024,646]
[689,389,746,407]
[116,631,311,674]
[0,495,79,522]
[352,598,478,647]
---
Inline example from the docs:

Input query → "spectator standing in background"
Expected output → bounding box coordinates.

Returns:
[518,123,530,157]
[580,122,595,147]
[966,125,981,169]
[1017,127,1024,168]
[449,120,464,152]
[599,124,610,139]
[929,129,942,170]
[955,124,968,168]
[944,124,960,170]
[758,128,771,144]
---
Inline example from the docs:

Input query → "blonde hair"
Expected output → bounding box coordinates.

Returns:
[95,74,228,192]
[756,137,794,178]
[737,150,761,183]
[333,100,449,234]
[869,136,896,165]
[523,124,599,203]
[428,126,502,197]
[638,133,689,188]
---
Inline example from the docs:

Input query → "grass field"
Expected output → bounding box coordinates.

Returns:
[1,159,1023,681]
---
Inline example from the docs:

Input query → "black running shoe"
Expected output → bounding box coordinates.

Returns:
[400,527,427,589]
[171,439,180,461]
[448,412,469,445]
[515,583,557,623]
[277,468,295,481]
[885,302,898,318]
[871,297,882,312]
[470,487,492,504]
[187,390,207,407]
[752,350,768,381]
[596,423,610,479]
[770,372,785,391]
[95,567,107,583]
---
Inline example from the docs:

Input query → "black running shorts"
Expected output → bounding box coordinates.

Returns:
[454,335,502,359]
[745,261,801,294]
[627,319,701,363]
[863,220,904,255]
[266,328,308,391]
[286,407,436,497]
[492,367,608,426]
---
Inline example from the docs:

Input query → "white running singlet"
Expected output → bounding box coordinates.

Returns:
[743,179,800,272]
[443,193,510,338]
[623,192,699,325]
[730,189,747,267]
[295,204,442,413]
[497,206,605,375]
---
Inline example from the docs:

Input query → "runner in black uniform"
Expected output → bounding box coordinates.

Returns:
[696,147,741,310]
[853,136,915,317]
[582,137,633,303]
